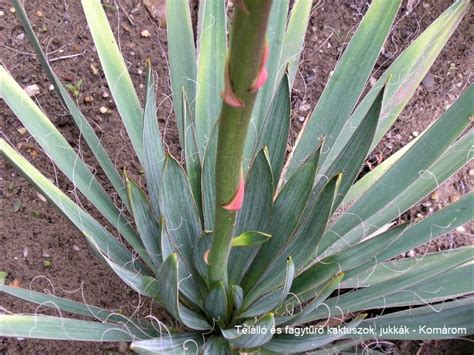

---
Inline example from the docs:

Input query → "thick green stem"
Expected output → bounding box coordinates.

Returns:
[208,0,273,287]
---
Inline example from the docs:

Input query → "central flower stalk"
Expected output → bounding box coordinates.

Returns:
[207,0,273,289]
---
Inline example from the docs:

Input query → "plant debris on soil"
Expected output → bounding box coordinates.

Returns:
[0,0,472,354]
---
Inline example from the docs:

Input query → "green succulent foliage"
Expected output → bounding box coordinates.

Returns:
[1,0,473,353]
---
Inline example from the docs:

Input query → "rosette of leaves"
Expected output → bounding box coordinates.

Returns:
[0,0,472,353]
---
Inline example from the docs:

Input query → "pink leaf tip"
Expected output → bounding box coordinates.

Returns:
[223,171,245,211]
[250,41,270,92]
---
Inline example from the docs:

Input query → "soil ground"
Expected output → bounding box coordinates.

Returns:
[0,0,472,353]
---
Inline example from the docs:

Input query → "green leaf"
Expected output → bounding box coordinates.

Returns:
[344,128,472,207]
[229,148,273,285]
[247,173,341,304]
[222,313,275,348]
[0,314,144,341]
[239,257,295,318]
[204,281,227,321]
[255,180,337,304]
[155,253,209,331]
[202,125,219,230]
[279,0,312,86]
[284,0,400,180]
[231,231,271,247]
[0,67,145,263]
[343,192,473,282]
[286,172,342,266]
[157,239,203,309]
[291,224,408,297]
[242,145,321,291]
[320,86,473,255]
[243,0,289,172]
[101,254,161,299]
[320,1,470,176]
[203,336,232,355]
[143,61,166,218]
[160,156,202,268]
[182,91,202,218]
[232,285,244,312]
[0,285,157,335]
[81,0,144,162]
[312,83,386,210]
[342,248,472,288]
[192,232,212,282]
[301,246,473,323]
[278,273,344,327]
[262,315,366,353]
[0,140,145,273]
[154,253,180,320]
[255,75,291,180]
[0,272,5,285]
[12,0,128,206]
[195,0,226,157]
[126,177,162,270]
[166,0,197,145]
[132,332,203,354]
[340,260,473,311]
[355,297,474,340]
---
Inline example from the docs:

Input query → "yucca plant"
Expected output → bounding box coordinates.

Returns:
[1,0,472,353]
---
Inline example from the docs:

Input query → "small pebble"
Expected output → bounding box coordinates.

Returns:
[0,10,5,16]
[406,250,415,258]
[137,68,143,75]
[99,106,109,114]
[121,23,131,33]
[24,84,40,97]
[17,127,27,135]
[15,33,25,41]
[36,10,43,17]
[83,95,94,104]
[456,226,466,233]
[141,29,151,38]
[73,245,80,251]
[36,192,47,202]
[298,116,305,122]
[422,74,435,89]
[9,7,16,13]
[449,194,460,203]
[369,77,377,87]
[299,104,311,112]
[48,84,54,91]
[23,247,29,258]
[468,168,474,177]
[430,191,439,201]
[90,64,99,76]
[42,251,50,258]
[119,342,129,352]
[412,131,419,137]
[102,91,110,98]
[62,72,75,82]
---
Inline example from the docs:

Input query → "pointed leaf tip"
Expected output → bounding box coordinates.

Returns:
[250,42,270,92]
[222,58,244,108]
[223,171,245,211]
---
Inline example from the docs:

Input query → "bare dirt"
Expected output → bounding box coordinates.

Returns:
[0,0,472,354]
